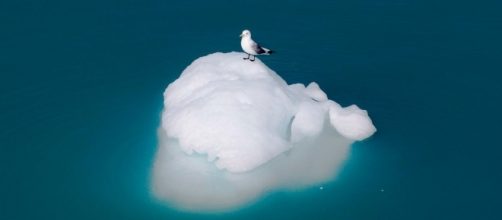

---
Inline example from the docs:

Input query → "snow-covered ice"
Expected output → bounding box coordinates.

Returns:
[151,52,376,211]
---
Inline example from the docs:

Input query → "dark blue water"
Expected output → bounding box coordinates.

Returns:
[1,0,501,219]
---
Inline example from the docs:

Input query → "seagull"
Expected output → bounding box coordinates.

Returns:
[239,29,273,61]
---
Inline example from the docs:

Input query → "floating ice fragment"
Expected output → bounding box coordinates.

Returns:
[152,52,376,211]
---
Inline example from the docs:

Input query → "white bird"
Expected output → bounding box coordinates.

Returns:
[239,29,273,61]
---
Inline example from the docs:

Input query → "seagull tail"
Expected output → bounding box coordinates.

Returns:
[263,48,274,55]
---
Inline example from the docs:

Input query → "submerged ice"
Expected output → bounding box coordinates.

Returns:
[152,52,376,211]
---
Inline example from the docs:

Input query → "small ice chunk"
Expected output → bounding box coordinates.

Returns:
[290,101,326,142]
[305,82,328,101]
[328,103,377,141]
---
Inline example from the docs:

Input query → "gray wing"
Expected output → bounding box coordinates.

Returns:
[252,42,266,54]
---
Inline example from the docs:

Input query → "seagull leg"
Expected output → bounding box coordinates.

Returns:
[250,55,255,62]
[243,54,250,60]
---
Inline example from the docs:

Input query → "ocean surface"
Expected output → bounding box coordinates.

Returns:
[1,0,501,219]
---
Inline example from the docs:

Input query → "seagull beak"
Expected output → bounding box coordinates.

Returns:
[239,34,243,38]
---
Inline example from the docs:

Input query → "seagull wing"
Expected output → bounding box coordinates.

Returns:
[252,42,267,54]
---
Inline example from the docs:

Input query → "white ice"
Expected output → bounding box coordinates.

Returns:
[151,52,376,212]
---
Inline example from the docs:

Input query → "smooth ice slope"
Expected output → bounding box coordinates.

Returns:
[152,52,376,211]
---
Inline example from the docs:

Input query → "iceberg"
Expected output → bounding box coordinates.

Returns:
[151,52,376,211]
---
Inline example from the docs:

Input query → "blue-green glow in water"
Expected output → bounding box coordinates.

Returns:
[1,0,501,219]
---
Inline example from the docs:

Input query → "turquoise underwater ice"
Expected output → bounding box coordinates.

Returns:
[1,0,501,219]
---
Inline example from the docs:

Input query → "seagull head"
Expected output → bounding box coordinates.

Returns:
[239,30,251,38]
